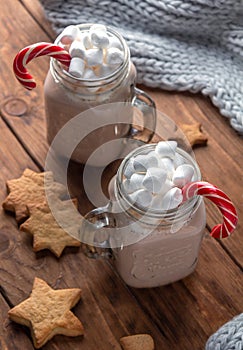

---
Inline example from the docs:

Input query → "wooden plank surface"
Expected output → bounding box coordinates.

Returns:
[2,0,242,266]
[0,293,34,350]
[0,0,50,167]
[0,119,169,349]
[20,0,56,39]
[141,88,243,267]
[0,1,242,349]
[128,234,243,349]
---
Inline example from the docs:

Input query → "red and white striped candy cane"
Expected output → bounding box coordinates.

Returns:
[13,42,71,90]
[182,181,238,239]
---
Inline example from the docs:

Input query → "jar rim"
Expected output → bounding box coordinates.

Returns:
[116,143,202,222]
[52,23,130,86]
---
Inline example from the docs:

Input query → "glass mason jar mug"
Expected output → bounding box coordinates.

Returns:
[80,144,207,288]
[44,24,156,166]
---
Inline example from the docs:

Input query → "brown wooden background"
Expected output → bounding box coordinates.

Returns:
[0,1,242,349]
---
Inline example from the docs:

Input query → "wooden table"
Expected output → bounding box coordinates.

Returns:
[0,1,242,349]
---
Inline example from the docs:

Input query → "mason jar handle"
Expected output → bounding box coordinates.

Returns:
[79,203,115,258]
[130,87,157,143]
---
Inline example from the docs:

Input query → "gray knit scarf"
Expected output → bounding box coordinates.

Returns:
[206,313,243,350]
[40,0,243,134]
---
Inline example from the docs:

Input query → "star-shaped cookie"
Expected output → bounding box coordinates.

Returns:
[180,122,208,147]
[20,198,81,257]
[148,122,207,149]
[8,277,84,349]
[2,168,67,223]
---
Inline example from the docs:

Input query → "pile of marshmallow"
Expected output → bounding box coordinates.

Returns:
[59,24,124,79]
[122,141,195,211]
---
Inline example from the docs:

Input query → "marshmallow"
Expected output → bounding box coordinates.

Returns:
[150,180,174,211]
[155,141,177,159]
[150,193,165,211]
[80,33,93,49]
[69,40,86,59]
[160,157,175,178]
[158,179,174,196]
[60,25,79,45]
[124,159,135,179]
[174,153,185,168]
[98,64,114,78]
[63,24,125,80]
[105,47,124,66]
[83,67,98,80]
[129,189,153,207]
[108,36,123,50]
[172,164,194,188]
[133,152,159,172]
[122,179,134,194]
[129,173,145,192]
[68,57,85,78]
[91,31,110,49]
[85,48,103,67]
[82,68,101,92]
[142,167,167,193]
[160,187,183,210]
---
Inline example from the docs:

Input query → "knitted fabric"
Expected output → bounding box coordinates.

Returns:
[206,313,243,350]
[40,0,243,134]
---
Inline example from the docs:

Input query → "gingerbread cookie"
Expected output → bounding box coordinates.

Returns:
[20,198,81,257]
[2,169,66,222]
[180,122,208,147]
[120,334,155,350]
[148,122,207,148]
[8,277,84,349]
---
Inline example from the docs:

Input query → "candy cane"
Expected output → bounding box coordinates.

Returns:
[13,42,71,90]
[182,181,238,239]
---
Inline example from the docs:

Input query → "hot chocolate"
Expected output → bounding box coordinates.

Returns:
[113,200,205,288]
[44,24,155,166]
[108,143,206,287]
